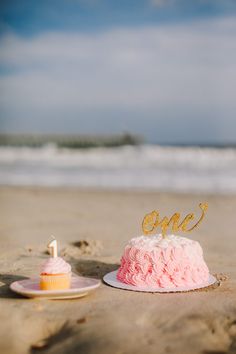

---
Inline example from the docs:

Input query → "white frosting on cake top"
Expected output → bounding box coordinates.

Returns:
[128,234,196,250]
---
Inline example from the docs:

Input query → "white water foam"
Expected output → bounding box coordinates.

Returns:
[0,144,236,194]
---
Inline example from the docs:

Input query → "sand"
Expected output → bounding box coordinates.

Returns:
[0,186,236,354]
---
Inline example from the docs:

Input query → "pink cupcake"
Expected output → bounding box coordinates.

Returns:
[40,238,72,290]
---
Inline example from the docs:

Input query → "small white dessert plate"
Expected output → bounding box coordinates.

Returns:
[10,274,101,299]
[103,270,218,293]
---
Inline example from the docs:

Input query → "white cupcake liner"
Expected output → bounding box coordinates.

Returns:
[103,270,218,293]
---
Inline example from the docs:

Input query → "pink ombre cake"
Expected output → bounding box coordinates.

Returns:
[117,234,209,288]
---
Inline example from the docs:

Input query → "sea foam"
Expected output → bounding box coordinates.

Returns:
[0,144,235,193]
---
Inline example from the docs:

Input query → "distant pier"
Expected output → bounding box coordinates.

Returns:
[0,133,143,148]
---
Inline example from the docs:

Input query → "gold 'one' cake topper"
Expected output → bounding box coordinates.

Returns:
[142,202,208,238]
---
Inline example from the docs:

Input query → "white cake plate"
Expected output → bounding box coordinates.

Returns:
[10,274,101,299]
[103,270,218,293]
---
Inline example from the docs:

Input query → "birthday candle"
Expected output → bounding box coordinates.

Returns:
[48,237,58,258]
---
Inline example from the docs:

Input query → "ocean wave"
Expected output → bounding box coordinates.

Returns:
[0,144,236,193]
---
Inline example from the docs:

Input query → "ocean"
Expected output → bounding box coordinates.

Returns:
[0,144,236,194]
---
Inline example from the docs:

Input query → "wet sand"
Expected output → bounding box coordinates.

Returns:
[0,186,236,354]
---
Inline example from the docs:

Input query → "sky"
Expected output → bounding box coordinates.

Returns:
[0,0,236,144]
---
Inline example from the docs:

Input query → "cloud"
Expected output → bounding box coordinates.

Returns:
[0,16,236,143]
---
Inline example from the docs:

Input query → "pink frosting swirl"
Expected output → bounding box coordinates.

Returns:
[40,257,71,275]
[117,235,209,289]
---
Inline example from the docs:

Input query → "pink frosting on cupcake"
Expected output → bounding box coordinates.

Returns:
[40,257,71,275]
[117,234,209,288]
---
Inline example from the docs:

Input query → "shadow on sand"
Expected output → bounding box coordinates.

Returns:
[0,274,28,299]
[72,258,119,279]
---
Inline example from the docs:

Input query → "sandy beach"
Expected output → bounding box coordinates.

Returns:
[0,186,236,354]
